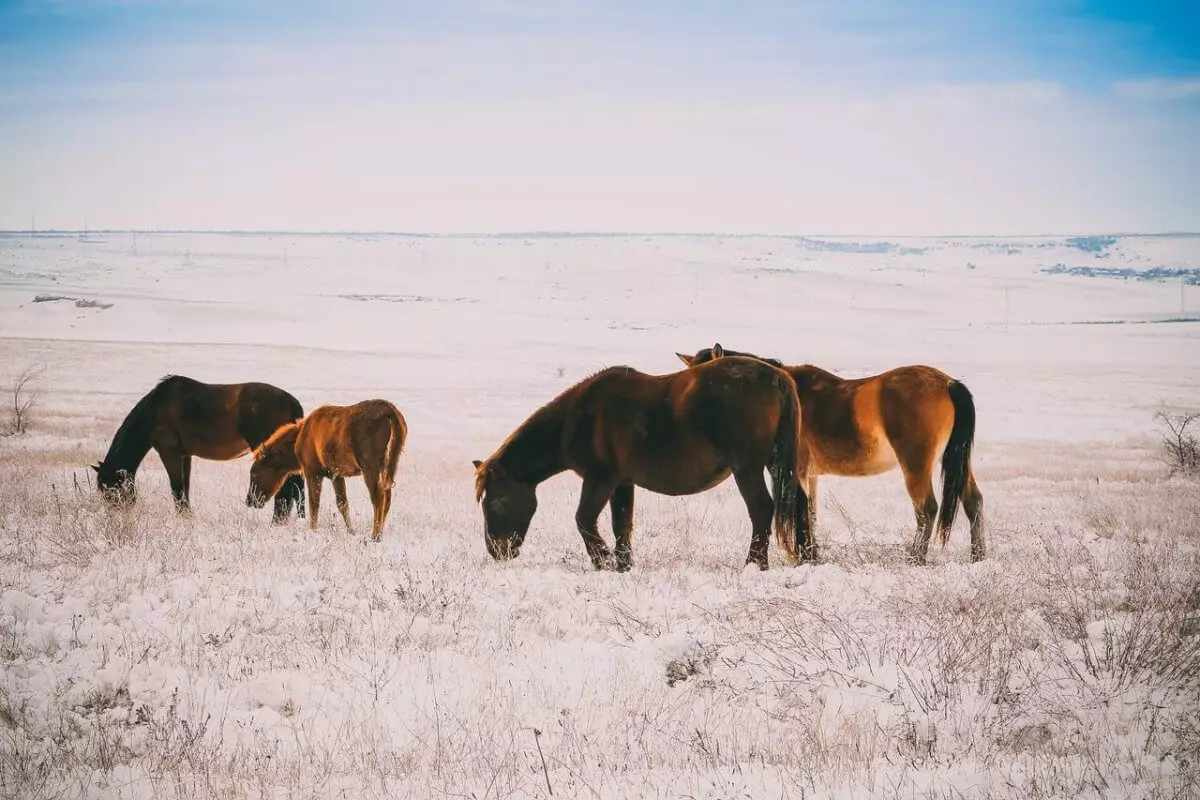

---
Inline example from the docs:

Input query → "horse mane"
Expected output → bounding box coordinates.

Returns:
[474,465,488,503]
[100,375,186,472]
[723,349,785,369]
[476,385,573,478]
[253,421,300,461]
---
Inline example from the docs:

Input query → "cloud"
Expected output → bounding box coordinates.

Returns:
[1112,78,1200,101]
[902,81,1064,110]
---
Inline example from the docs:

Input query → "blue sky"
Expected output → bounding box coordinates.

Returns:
[1,0,1197,233]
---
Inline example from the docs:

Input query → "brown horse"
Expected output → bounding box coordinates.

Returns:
[91,375,305,521]
[677,344,984,564]
[246,399,407,541]
[472,356,809,572]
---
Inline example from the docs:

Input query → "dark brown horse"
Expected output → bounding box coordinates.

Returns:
[247,400,407,541]
[678,344,984,564]
[91,375,305,521]
[472,357,809,571]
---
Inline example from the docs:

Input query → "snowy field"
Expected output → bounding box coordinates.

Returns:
[1,231,1199,799]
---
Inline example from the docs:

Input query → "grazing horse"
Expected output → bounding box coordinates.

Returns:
[91,375,305,521]
[247,400,407,541]
[677,344,984,564]
[472,356,810,572]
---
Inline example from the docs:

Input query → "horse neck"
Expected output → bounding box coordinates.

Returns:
[100,396,158,476]
[494,399,568,487]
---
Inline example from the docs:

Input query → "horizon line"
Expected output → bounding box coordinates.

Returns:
[2,229,1198,240]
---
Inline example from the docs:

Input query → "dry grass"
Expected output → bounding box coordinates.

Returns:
[1,427,1198,799]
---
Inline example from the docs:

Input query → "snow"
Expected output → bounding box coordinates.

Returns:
[0,231,1198,799]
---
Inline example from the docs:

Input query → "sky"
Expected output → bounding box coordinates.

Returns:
[0,0,1198,235]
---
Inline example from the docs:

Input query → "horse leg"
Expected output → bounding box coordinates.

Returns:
[610,483,635,572]
[800,475,819,562]
[380,485,394,539]
[157,447,189,513]
[903,466,938,566]
[575,477,616,570]
[305,473,323,531]
[181,455,192,510]
[364,475,387,542]
[963,470,985,562]
[333,476,352,533]
[733,469,775,570]
[272,475,305,524]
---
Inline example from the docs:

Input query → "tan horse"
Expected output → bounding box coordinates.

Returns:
[678,344,983,563]
[247,400,407,541]
[473,356,809,571]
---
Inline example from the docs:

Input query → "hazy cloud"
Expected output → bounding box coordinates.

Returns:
[1113,78,1200,101]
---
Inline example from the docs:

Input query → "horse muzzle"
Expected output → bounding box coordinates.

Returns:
[99,485,136,507]
[485,534,521,561]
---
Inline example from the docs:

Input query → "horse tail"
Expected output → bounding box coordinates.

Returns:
[938,380,976,546]
[769,373,806,564]
[380,411,406,492]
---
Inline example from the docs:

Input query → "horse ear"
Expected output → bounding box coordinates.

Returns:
[676,352,695,367]
[90,463,101,473]
[472,459,483,469]
[712,343,724,358]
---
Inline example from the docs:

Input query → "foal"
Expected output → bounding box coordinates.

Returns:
[248,400,407,541]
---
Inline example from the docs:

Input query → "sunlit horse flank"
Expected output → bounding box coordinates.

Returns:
[678,344,984,564]
[91,375,305,521]
[473,356,811,572]
[247,399,407,541]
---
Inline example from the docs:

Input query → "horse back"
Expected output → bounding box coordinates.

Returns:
[153,378,255,457]
[297,400,404,478]
[565,360,791,493]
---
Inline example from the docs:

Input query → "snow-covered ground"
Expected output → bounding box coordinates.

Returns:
[1,231,1198,799]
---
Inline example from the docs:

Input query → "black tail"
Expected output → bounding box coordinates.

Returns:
[938,380,976,545]
[769,374,807,564]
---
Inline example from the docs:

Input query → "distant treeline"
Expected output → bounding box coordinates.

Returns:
[1043,264,1200,285]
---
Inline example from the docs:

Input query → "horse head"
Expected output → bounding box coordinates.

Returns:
[93,460,136,506]
[473,459,535,560]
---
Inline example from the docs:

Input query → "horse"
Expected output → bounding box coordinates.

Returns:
[472,356,810,572]
[677,344,984,564]
[246,399,407,541]
[91,375,306,522]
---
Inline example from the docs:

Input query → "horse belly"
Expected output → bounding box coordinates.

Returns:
[319,451,362,478]
[627,457,731,496]
[187,441,251,461]
[813,431,899,477]
[848,434,899,476]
